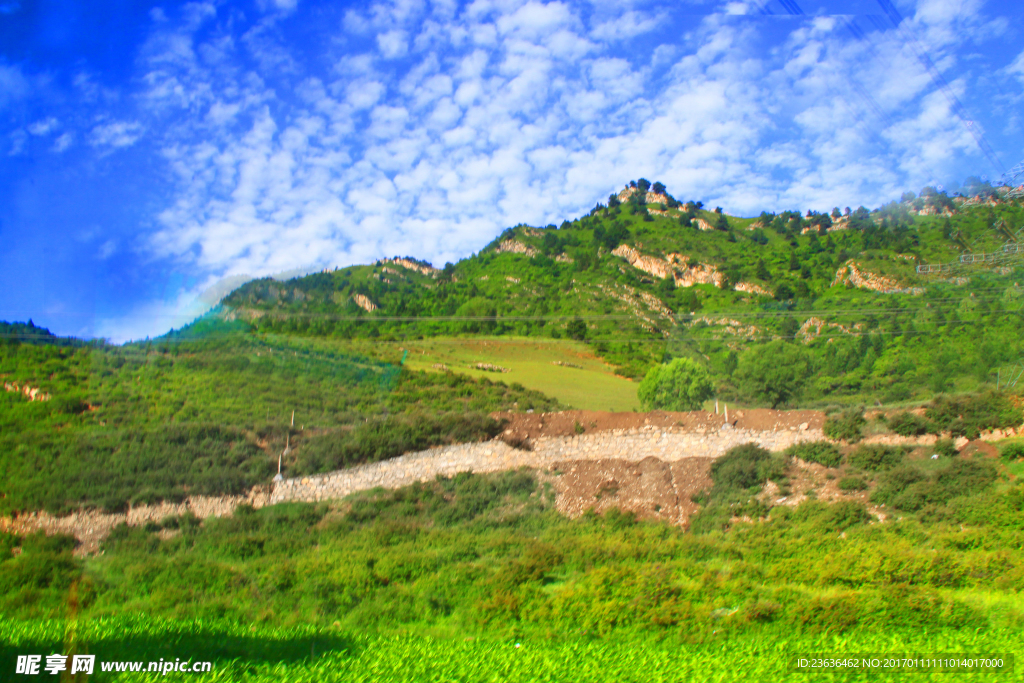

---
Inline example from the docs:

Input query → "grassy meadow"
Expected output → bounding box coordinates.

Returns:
[399,336,641,411]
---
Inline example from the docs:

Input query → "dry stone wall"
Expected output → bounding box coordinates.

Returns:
[271,425,823,504]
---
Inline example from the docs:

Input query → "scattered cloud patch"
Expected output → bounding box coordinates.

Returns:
[52,132,73,153]
[90,121,144,149]
[27,117,59,136]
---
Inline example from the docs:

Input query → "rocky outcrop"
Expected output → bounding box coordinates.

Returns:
[352,294,378,312]
[616,186,673,206]
[3,382,51,402]
[797,316,864,343]
[832,261,924,295]
[494,239,539,257]
[610,244,723,289]
[377,257,439,277]
[611,244,674,280]
[734,282,772,297]
[689,316,762,337]
[694,218,715,231]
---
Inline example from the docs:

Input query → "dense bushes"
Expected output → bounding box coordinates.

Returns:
[2,335,561,514]
[6,468,1018,638]
[690,443,789,533]
[291,412,505,475]
[1,424,273,515]
[847,444,905,471]
[824,408,865,442]
[924,392,1021,439]
[1001,441,1024,461]
[887,411,932,436]
[871,459,996,511]
[710,443,788,491]
[785,441,842,467]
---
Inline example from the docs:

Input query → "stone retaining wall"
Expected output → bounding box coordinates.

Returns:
[271,425,823,504]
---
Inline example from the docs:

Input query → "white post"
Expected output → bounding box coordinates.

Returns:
[291,410,295,427]
[715,399,719,415]
[724,403,729,423]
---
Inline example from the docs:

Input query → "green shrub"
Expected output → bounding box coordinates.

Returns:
[710,443,787,491]
[925,391,1022,439]
[637,357,714,411]
[848,444,904,471]
[932,438,958,458]
[886,411,932,436]
[1001,442,1024,462]
[785,441,842,468]
[872,460,996,512]
[824,408,866,443]
[837,476,868,491]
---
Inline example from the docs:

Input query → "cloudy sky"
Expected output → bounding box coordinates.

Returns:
[2,0,1023,342]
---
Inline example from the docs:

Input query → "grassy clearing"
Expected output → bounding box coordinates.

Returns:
[400,337,641,411]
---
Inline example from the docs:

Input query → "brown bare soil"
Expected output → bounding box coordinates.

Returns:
[494,408,824,442]
[539,456,713,529]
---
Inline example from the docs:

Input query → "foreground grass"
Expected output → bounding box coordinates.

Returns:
[1,616,1017,682]
[3,462,1023,681]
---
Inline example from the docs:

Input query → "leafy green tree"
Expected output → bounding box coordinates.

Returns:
[566,317,587,341]
[736,341,810,408]
[651,181,666,195]
[774,283,794,301]
[455,298,496,333]
[755,259,770,280]
[636,178,651,193]
[637,357,715,411]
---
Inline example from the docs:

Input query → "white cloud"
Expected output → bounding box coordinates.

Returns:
[27,117,59,136]
[377,30,409,58]
[0,61,29,109]
[52,132,74,153]
[91,121,144,149]
[1006,48,1024,84]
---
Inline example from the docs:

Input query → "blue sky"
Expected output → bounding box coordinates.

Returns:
[2,0,1023,342]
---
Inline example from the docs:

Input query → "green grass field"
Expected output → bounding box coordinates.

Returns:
[400,337,641,411]
[2,617,1017,682]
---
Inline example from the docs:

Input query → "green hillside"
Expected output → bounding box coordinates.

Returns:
[222,182,1024,405]
[4,181,1024,681]
[4,181,1024,515]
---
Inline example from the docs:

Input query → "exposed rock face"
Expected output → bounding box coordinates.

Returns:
[616,186,673,206]
[734,281,772,297]
[352,294,378,312]
[377,257,439,277]
[797,316,864,343]
[611,244,723,289]
[832,260,924,295]
[611,244,674,279]
[3,382,51,402]
[694,218,715,231]
[555,253,574,263]
[494,239,539,257]
[689,316,762,337]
